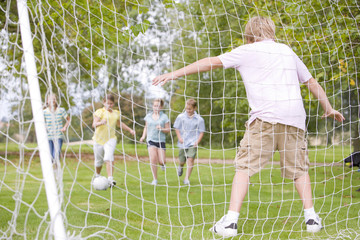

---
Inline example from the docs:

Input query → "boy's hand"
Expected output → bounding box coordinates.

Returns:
[156,125,162,130]
[152,72,178,86]
[140,136,145,142]
[100,119,107,126]
[322,109,345,122]
[60,127,67,132]
[129,129,135,136]
[178,137,184,144]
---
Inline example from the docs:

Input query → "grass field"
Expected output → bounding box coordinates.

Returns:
[0,142,354,163]
[0,144,359,239]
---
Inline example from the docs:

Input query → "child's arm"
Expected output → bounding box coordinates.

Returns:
[118,120,135,136]
[140,122,147,142]
[92,116,106,128]
[305,78,345,122]
[156,122,170,133]
[193,132,204,147]
[175,129,184,143]
[61,116,71,132]
[152,57,223,86]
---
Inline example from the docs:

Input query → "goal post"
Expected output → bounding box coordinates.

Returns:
[16,0,66,238]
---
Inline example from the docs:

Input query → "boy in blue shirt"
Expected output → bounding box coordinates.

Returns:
[174,99,205,185]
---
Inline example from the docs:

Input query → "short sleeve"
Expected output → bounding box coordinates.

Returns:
[198,117,205,132]
[294,54,312,83]
[114,110,120,121]
[61,108,68,119]
[94,109,103,119]
[144,113,150,122]
[218,46,247,69]
[173,115,182,129]
[162,114,170,125]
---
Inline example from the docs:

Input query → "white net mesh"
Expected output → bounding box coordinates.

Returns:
[0,0,359,239]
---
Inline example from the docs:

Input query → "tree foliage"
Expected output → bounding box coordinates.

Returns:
[166,0,360,148]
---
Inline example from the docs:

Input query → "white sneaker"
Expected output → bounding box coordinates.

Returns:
[183,179,190,185]
[161,164,166,171]
[306,215,322,233]
[108,177,116,187]
[209,215,237,237]
[151,179,158,185]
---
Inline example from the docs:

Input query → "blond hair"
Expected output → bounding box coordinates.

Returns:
[46,93,58,107]
[245,16,275,43]
[153,98,164,107]
[186,99,197,108]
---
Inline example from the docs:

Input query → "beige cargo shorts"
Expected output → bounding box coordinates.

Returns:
[235,118,310,179]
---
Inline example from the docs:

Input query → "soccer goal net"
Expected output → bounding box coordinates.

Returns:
[0,0,359,239]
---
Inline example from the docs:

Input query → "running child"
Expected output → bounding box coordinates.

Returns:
[140,99,170,185]
[174,99,205,185]
[92,94,135,187]
[43,93,70,164]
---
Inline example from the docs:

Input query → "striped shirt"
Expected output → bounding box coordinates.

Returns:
[43,107,68,140]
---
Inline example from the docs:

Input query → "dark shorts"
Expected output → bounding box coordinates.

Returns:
[147,141,166,149]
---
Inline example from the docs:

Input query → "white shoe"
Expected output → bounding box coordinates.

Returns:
[151,179,158,185]
[183,179,190,185]
[306,215,322,233]
[209,215,237,237]
[161,164,166,171]
[108,177,116,187]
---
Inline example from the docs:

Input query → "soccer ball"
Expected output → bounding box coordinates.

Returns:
[92,176,109,190]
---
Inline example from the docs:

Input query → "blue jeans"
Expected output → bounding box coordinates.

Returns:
[49,139,63,162]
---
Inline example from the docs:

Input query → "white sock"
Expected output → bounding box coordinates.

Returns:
[304,207,317,222]
[108,176,113,181]
[95,173,100,177]
[226,210,239,222]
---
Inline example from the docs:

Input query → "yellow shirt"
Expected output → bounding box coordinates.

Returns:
[92,108,120,145]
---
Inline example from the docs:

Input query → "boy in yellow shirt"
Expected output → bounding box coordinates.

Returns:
[92,94,135,187]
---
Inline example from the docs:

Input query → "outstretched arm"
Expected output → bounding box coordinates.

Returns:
[304,78,345,122]
[152,57,223,86]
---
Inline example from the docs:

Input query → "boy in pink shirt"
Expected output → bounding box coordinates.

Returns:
[153,16,344,237]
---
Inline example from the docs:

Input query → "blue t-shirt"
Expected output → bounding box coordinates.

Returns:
[144,111,169,143]
[173,111,205,149]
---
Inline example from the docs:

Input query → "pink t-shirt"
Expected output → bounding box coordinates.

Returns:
[218,40,312,131]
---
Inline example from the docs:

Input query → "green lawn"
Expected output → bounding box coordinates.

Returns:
[0,150,359,239]
[0,142,353,163]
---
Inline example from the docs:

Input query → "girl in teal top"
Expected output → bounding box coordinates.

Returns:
[140,99,170,185]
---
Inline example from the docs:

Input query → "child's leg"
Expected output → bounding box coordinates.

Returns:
[295,173,313,209]
[93,143,104,175]
[105,161,114,177]
[184,157,194,181]
[103,139,117,178]
[148,147,158,180]
[179,149,186,168]
[57,138,63,161]
[184,147,197,181]
[157,148,166,166]
[48,140,55,160]
[229,171,250,212]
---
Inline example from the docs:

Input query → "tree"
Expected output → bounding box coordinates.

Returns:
[163,0,360,148]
